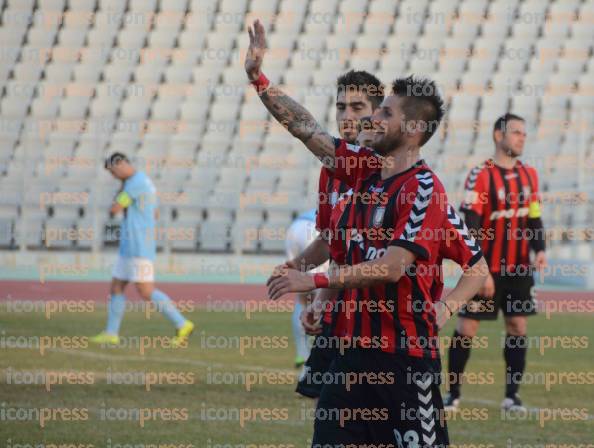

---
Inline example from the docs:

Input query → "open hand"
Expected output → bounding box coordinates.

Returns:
[245,19,267,81]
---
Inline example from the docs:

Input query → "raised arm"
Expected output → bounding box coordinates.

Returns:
[245,20,335,165]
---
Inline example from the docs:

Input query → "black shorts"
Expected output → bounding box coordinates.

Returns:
[458,273,536,320]
[312,348,448,448]
[296,328,338,399]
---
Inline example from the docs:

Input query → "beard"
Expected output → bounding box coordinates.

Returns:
[342,132,358,144]
[339,121,359,144]
[370,131,405,155]
[503,143,522,158]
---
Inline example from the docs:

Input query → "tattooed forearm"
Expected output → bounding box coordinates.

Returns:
[261,86,318,139]
[260,86,335,162]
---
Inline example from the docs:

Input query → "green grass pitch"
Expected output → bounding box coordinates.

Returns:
[1,302,593,446]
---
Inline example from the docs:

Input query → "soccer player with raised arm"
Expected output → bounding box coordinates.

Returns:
[246,20,488,446]
[280,70,384,396]
[91,153,194,347]
[445,113,547,412]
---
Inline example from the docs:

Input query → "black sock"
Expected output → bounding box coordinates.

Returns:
[504,334,527,398]
[448,330,472,398]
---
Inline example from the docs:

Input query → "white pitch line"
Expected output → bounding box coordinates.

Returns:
[48,347,295,374]
[47,348,594,420]
[458,397,594,420]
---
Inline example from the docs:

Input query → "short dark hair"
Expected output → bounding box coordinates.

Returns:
[391,75,445,146]
[336,70,385,109]
[493,113,525,133]
[104,152,129,169]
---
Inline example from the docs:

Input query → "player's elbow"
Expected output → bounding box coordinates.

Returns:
[469,256,489,284]
[386,269,403,284]
[476,256,488,275]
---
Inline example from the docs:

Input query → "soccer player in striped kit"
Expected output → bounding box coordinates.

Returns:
[246,19,488,446]
[445,113,547,412]
[291,72,384,396]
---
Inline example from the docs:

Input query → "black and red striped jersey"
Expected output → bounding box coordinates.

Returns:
[316,166,352,327]
[316,167,352,263]
[460,159,542,274]
[330,138,483,359]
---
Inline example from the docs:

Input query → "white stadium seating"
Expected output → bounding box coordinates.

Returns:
[0,0,592,257]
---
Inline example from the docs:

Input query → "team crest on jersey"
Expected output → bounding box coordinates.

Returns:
[372,206,386,228]
[498,188,505,201]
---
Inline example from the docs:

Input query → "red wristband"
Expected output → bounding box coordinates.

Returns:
[313,273,329,288]
[251,72,270,94]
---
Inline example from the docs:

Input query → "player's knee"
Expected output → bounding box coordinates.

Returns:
[136,284,154,301]
[110,281,126,295]
[457,318,479,337]
[505,318,526,336]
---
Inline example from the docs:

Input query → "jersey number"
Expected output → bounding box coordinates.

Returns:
[393,429,419,448]
[364,247,386,261]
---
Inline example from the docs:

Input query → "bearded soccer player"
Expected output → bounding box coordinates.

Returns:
[286,71,384,398]
[91,153,194,347]
[445,113,547,412]
[246,20,488,446]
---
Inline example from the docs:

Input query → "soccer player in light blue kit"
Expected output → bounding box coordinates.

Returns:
[91,153,194,347]
[284,209,327,367]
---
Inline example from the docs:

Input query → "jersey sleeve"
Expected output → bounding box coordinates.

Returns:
[527,166,542,219]
[459,165,489,216]
[440,205,484,269]
[123,175,155,211]
[333,137,380,186]
[117,178,140,207]
[316,167,331,234]
[389,172,445,261]
[123,176,141,200]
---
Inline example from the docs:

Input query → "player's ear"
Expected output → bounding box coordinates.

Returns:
[493,129,504,144]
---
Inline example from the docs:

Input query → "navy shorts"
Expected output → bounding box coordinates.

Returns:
[296,327,339,399]
[458,273,536,320]
[312,348,448,448]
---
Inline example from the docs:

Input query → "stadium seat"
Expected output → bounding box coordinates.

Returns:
[199,220,233,253]
[0,0,590,261]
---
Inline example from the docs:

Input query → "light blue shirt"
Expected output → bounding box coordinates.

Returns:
[119,171,157,260]
[296,209,317,222]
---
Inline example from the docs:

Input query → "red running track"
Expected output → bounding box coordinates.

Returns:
[1,281,594,308]
[0,280,268,302]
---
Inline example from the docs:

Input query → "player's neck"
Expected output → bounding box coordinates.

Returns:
[493,149,518,169]
[381,145,421,180]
